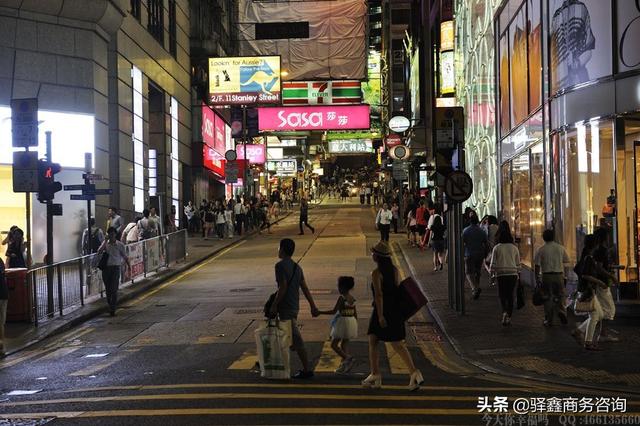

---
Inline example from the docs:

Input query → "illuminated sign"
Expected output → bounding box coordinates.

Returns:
[440,51,455,95]
[267,147,284,159]
[258,105,370,131]
[282,80,361,105]
[267,159,297,176]
[208,56,281,105]
[440,21,454,51]
[203,146,225,176]
[236,144,266,164]
[328,139,373,154]
[202,105,227,155]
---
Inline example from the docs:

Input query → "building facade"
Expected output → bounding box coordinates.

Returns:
[0,0,193,262]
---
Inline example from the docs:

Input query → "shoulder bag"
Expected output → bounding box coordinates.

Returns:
[397,276,427,321]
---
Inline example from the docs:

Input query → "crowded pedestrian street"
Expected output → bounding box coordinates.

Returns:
[1,198,637,425]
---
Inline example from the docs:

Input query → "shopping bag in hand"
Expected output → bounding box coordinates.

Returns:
[255,319,291,379]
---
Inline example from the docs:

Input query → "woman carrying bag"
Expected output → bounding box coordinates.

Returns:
[96,227,130,316]
[489,221,520,326]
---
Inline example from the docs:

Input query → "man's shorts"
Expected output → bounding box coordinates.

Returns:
[464,255,484,276]
[417,224,427,236]
[290,318,304,349]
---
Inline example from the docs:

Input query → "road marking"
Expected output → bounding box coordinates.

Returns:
[314,341,343,373]
[0,408,484,418]
[132,337,157,346]
[127,240,247,306]
[38,347,80,361]
[63,383,528,393]
[0,392,481,407]
[196,336,219,344]
[44,326,94,350]
[227,349,258,370]
[0,350,47,370]
[384,342,410,374]
[68,349,139,377]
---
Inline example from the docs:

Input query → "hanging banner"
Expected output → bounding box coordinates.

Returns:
[208,56,281,105]
[282,81,362,105]
[258,105,370,131]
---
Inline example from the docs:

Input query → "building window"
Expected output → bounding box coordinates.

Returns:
[149,149,157,197]
[130,0,141,20]
[132,66,145,213]
[147,0,164,45]
[170,97,180,226]
[168,0,177,58]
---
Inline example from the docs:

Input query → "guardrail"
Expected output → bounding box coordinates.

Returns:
[29,229,188,325]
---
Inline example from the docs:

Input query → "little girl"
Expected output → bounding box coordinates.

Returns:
[317,276,358,374]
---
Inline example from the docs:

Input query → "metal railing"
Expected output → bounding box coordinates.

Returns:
[29,229,188,325]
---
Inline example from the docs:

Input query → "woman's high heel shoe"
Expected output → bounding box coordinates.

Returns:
[361,374,382,389]
[408,370,424,391]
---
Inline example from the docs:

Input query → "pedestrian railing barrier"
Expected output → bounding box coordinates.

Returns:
[28,229,188,326]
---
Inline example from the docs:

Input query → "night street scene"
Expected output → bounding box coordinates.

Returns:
[1,0,640,425]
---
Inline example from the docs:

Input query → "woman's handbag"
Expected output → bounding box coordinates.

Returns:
[573,291,595,314]
[97,252,109,271]
[397,276,427,321]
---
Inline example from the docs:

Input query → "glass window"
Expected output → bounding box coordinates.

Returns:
[531,143,545,257]
[501,162,512,223]
[499,34,510,136]
[509,6,528,127]
[558,120,615,263]
[512,151,532,266]
[527,0,542,111]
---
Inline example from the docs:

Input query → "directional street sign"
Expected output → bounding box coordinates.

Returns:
[444,170,473,203]
[64,184,95,191]
[83,188,112,195]
[82,173,104,181]
[70,194,96,201]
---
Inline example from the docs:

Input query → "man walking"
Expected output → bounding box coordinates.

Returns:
[234,198,246,236]
[268,238,319,379]
[534,229,570,326]
[82,218,104,255]
[298,198,315,235]
[106,207,124,240]
[462,214,488,299]
[137,209,155,241]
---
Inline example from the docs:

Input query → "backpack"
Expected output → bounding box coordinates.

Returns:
[139,219,154,240]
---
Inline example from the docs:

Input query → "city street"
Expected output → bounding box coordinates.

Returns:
[1,200,635,425]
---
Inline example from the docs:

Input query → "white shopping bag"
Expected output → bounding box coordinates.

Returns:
[255,319,291,379]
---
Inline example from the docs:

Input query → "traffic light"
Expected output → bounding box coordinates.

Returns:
[37,159,62,202]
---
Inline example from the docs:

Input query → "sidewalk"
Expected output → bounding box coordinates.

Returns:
[398,240,640,393]
[3,212,294,356]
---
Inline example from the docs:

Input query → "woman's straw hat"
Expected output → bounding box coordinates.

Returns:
[371,240,392,257]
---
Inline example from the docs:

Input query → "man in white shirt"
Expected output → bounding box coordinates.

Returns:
[375,203,393,242]
[233,199,246,236]
[534,229,570,326]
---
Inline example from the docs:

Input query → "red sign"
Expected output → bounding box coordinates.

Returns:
[385,134,402,148]
[203,145,225,176]
[202,105,227,156]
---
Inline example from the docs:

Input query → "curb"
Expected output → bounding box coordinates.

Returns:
[397,243,639,396]
[6,212,293,357]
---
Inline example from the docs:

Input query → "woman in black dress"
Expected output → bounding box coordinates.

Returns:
[363,241,424,391]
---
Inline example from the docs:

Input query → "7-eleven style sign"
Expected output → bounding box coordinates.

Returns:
[282,81,362,105]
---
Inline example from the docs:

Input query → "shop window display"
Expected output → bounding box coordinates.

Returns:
[530,143,545,258]
[557,120,615,263]
[512,151,532,267]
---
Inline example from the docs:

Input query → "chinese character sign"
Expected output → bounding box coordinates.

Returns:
[328,139,373,154]
[258,105,370,131]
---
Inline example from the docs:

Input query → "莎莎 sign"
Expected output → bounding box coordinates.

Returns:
[258,105,370,131]
[236,144,266,164]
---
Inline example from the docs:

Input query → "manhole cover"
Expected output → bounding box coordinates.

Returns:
[230,288,256,293]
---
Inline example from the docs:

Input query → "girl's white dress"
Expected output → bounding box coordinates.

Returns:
[330,295,358,340]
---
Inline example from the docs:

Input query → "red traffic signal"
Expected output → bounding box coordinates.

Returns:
[37,159,62,202]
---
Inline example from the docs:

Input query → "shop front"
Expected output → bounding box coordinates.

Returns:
[496,0,640,298]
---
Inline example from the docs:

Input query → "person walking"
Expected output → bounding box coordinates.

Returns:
[489,221,521,326]
[363,241,423,390]
[298,198,315,235]
[534,229,570,326]
[575,251,606,351]
[215,206,226,240]
[137,209,156,241]
[429,215,446,271]
[184,201,196,234]
[415,201,429,250]
[234,198,246,236]
[106,207,124,240]
[82,218,104,255]
[462,214,489,300]
[592,228,618,340]
[365,185,372,205]
[315,276,358,374]
[359,186,365,205]
[121,215,142,244]
[96,227,130,316]
[268,238,319,379]
[406,206,418,247]
[375,203,393,242]
[0,258,7,358]
[225,203,234,239]
[391,202,399,234]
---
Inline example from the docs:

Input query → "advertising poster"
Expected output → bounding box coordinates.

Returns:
[144,238,164,273]
[617,0,640,73]
[527,0,542,112]
[499,34,510,135]
[258,105,370,131]
[439,51,455,95]
[550,0,611,94]
[208,56,281,105]
[509,6,528,127]
[124,242,145,282]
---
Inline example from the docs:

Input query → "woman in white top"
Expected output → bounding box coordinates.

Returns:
[97,227,130,316]
[489,221,521,326]
[406,206,418,247]
[375,203,393,242]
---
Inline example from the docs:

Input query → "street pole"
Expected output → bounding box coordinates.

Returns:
[242,106,248,199]
[84,153,92,255]
[45,131,54,317]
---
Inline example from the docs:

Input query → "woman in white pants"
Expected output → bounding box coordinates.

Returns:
[577,255,608,350]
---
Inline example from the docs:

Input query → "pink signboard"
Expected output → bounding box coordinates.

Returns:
[203,145,225,176]
[258,105,370,131]
[236,144,266,164]
[202,105,227,155]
